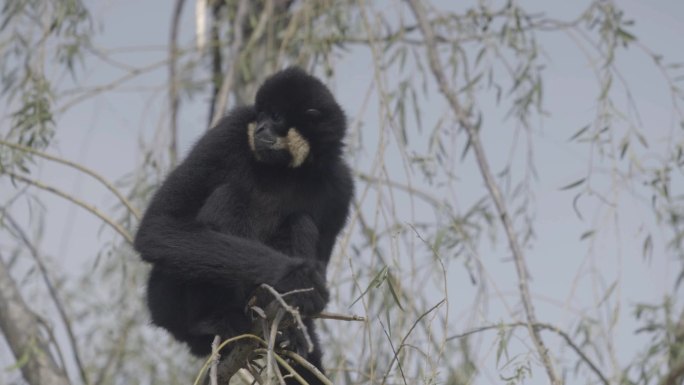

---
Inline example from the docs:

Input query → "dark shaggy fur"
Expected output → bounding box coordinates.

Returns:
[134,67,353,384]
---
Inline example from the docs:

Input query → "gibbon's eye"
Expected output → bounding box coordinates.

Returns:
[305,109,321,119]
[271,112,284,123]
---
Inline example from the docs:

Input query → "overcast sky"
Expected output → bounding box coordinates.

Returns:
[2,0,684,383]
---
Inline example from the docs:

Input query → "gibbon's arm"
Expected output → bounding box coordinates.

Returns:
[134,114,307,289]
[316,164,354,268]
[135,212,305,289]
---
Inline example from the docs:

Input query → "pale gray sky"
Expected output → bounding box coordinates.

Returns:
[2,0,683,383]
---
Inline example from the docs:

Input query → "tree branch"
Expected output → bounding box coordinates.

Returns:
[209,0,250,127]
[406,1,560,383]
[0,259,71,385]
[449,322,609,385]
[661,360,684,385]
[0,139,140,219]
[2,212,90,385]
[195,284,353,383]
[2,171,133,244]
[207,0,224,128]
[168,0,187,166]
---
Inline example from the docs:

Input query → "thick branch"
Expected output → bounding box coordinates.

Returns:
[3,212,89,385]
[0,259,71,385]
[406,1,560,383]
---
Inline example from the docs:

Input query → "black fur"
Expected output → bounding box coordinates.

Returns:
[134,68,353,383]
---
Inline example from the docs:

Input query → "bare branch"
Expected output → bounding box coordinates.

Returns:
[200,284,345,383]
[266,309,286,384]
[57,58,169,113]
[192,334,267,385]
[207,1,225,128]
[2,212,90,385]
[314,311,365,322]
[282,351,333,385]
[209,0,250,127]
[0,259,71,385]
[406,1,560,383]
[379,299,445,385]
[0,139,141,219]
[168,0,187,166]
[257,283,313,353]
[448,322,609,385]
[2,171,134,244]
[209,335,221,385]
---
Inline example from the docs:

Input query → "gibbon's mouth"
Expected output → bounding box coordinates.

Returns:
[257,137,276,145]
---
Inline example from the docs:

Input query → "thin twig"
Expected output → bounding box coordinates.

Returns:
[57,58,169,113]
[314,311,365,322]
[406,1,560,383]
[259,284,314,353]
[192,334,267,385]
[34,316,69,378]
[2,171,133,244]
[356,172,446,209]
[168,0,186,166]
[379,299,445,385]
[282,351,334,385]
[93,318,134,385]
[0,139,141,219]
[209,0,249,127]
[379,320,408,385]
[448,322,608,385]
[263,350,308,385]
[207,0,224,128]
[267,309,286,384]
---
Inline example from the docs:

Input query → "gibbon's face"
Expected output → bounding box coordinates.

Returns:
[249,67,346,168]
[247,110,312,168]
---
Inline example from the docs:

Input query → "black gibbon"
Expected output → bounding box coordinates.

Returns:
[134,67,353,383]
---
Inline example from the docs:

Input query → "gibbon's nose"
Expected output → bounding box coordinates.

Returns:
[255,124,277,145]
[255,123,267,135]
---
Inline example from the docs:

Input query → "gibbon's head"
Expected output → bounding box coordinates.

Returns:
[248,67,346,168]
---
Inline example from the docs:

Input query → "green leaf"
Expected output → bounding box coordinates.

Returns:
[560,178,586,191]
[598,281,617,306]
[387,271,404,311]
[616,28,636,44]
[568,125,590,141]
[349,266,388,308]
[620,139,629,159]
[642,234,653,261]
[495,325,509,365]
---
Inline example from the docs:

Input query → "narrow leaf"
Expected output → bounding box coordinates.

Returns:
[560,178,586,191]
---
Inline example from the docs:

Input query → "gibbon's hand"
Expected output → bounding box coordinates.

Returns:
[270,259,329,317]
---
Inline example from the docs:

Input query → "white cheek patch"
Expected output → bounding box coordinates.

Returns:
[272,136,288,150]
[287,128,310,168]
[248,123,309,167]
[247,122,259,159]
